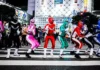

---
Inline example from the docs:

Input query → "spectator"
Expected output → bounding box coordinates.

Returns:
[22,24,28,46]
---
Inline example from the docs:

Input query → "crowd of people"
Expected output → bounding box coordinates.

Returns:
[22,14,100,59]
[0,12,100,59]
[0,16,46,58]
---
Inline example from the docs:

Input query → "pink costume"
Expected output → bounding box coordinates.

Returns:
[0,21,4,40]
[26,19,40,49]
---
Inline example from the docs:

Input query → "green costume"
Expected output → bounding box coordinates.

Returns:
[60,18,69,49]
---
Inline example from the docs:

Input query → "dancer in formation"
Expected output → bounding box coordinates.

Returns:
[59,18,69,58]
[82,22,95,58]
[0,21,4,49]
[71,21,84,58]
[81,14,98,58]
[0,21,4,39]
[43,16,56,58]
[3,21,10,49]
[6,17,21,58]
[93,20,100,57]
[72,12,100,58]
[26,18,40,58]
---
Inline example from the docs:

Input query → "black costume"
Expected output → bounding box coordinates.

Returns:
[6,18,21,58]
[9,21,21,48]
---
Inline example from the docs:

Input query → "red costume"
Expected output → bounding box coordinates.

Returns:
[72,21,84,49]
[43,17,55,58]
[71,21,84,58]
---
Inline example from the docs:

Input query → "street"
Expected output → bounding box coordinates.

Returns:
[0,40,100,70]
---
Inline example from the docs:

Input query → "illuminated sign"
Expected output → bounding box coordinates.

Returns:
[75,0,77,3]
[84,0,88,6]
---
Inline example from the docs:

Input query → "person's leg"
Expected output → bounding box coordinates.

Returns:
[6,35,12,58]
[59,37,64,57]
[34,38,40,48]
[22,35,24,46]
[38,37,41,44]
[6,48,11,58]
[5,36,9,49]
[25,35,29,46]
[84,37,94,58]
[50,36,55,56]
[72,38,82,58]
[70,38,77,54]
[23,35,26,46]
[1,34,5,49]
[26,35,37,50]
[24,35,28,46]
[44,36,49,58]
[0,33,3,49]
[59,36,68,57]
[14,36,20,56]
[26,35,37,58]
[93,37,100,56]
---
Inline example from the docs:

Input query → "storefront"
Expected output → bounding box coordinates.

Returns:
[27,0,92,27]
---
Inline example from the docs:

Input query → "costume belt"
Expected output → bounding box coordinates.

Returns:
[28,33,33,35]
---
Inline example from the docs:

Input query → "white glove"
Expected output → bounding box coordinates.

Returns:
[17,30,20,35]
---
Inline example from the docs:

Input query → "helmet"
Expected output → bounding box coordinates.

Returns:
[48,17,54,24]
[78,21,83,28]
[30,18,35,25]
[62,18,69,27]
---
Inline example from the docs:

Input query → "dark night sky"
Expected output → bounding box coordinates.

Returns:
[5,0,100,10]
[6,0,28,7]
[93,0,100,10]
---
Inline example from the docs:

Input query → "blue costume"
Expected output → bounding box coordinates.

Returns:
[94,20,100,56]
[96,20,100,42]
[83,19,100,57]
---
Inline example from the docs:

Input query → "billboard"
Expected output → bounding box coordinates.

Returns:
[54,0,63,4]
[15,9,29,24]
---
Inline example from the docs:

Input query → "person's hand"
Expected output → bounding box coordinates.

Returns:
[43,29,46,32]
[66,35,69,38]
[48,27,54,30]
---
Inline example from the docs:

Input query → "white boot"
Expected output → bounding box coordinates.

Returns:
[76,49,80,54]
[44,48,47,58]
[27,49,32,53]
[6,49,11,58]
[89,48,94,58]
[72,47,76,51]
[51,49,54,57]
[59,49,63,58]
[14,49,20,56]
